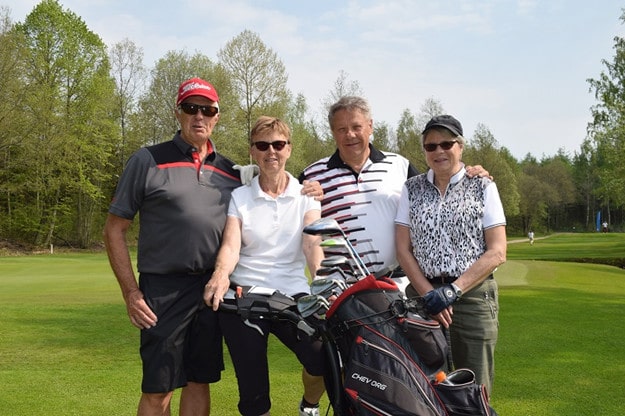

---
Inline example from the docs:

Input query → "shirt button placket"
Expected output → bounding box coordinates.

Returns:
[272,200,279,229]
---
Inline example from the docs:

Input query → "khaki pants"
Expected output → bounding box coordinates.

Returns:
[449,278,499,395]
[407,278,499,395]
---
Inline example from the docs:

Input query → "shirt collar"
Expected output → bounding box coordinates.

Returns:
[251,172,300,199]
[326,143,386,170]
[426,163,466,184]
[173,131,216,157]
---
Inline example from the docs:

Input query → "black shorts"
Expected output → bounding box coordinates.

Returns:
[138,273,224,393]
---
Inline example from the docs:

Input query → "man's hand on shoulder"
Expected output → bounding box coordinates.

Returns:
[302,180,324,201]
[233,164,259,185]
[465,164,492,180]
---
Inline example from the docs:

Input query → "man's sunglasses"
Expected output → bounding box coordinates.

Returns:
[423,140,458,152]
[178,102,219,117]
[251,140,290,151]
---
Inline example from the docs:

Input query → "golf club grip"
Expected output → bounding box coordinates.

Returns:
[218,303,238,313]
[279,308,304,324]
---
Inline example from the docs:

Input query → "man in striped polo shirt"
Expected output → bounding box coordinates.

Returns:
[300,96,417,288]
[300,96,487,289]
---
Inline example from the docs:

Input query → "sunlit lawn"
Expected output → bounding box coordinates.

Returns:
[507,231,625,265]
[1,233,624,415]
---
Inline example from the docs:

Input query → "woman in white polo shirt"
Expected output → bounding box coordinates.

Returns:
[394,114,507,396]
[204,116,325,416]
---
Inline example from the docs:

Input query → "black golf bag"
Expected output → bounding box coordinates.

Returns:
[324,274,497,416]
[221,278,497,415]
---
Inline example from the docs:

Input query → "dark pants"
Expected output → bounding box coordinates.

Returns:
[220,306,325,415]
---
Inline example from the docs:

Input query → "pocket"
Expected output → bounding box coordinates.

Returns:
[433,369,495,415]
[397,312,448,369]
[482,288,498,321]
[343,328,446,416]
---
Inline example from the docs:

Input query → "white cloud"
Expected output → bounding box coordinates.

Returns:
[6,0,625,159]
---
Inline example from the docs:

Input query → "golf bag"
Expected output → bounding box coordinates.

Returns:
[325,274,497,416]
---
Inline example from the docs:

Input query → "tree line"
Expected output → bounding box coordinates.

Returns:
[0,0,623,250]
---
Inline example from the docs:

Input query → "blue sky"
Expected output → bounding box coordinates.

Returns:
[5,0,625,159]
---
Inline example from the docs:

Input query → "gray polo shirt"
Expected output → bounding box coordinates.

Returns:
[109,133,241,274]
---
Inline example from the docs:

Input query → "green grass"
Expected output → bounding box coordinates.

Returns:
[507,232,625,267]
[1,234,624,415]
[0,253,327,415]
[494,260,625,414]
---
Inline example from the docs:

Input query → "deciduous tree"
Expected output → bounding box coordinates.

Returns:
[463,123,520,218]
[396,108,426,172]
[587,10,625,216]
[108,38,146,176]
[218,30,290,143]
[13,0,117,247]
[0,6,27,238]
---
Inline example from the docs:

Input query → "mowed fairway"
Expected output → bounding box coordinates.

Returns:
[495,260,625,414]
[1,233,625,415]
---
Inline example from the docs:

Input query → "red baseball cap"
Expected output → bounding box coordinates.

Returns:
[176,77,219,106]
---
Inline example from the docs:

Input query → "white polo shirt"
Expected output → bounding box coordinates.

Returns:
[227,172,321,297]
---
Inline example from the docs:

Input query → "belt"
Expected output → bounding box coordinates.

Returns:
[388,266,406,278]
[187,270,211,276]
[429,275,458,284]
[429,273,493,284]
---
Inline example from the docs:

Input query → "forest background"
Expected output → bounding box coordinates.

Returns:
[1,0,624,252]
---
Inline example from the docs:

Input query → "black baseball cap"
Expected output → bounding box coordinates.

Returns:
[422,115,463,137]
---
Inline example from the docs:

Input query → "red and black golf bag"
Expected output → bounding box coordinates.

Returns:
[324,274,497,416]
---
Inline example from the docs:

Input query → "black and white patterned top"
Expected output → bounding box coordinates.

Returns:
[394,167,506,278]
[300,145,418,273]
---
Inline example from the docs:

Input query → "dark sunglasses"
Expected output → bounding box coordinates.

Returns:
[178,102,219,117]
[251,140,290,151]
[423,140,457,152]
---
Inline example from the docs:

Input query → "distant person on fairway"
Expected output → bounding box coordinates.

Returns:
[528,230,535,245]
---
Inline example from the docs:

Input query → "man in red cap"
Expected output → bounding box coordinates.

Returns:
[104,77,243,415]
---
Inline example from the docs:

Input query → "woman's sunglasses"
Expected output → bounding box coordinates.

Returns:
[251,140,290,151]
[178,102,219,117]
[423,140,457,152]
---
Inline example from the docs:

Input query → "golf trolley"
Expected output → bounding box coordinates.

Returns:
[221,218,497,416]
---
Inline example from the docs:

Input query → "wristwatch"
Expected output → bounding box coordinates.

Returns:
[451,282,463,298]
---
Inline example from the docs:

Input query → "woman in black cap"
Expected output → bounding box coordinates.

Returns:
[394,114,507,395]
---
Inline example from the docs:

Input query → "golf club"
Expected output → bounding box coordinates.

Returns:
[297,294,331,318]
[315,266,349,282]
[319,236,367,278]
[320,254,350,268]
[320,247,359,278]
[311,278,347,299]
[320,254,359,279]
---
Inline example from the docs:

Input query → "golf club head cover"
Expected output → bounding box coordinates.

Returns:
[423,285,458,316]
[233,164,259,185]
